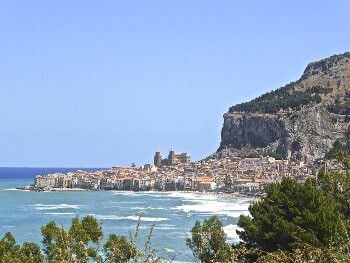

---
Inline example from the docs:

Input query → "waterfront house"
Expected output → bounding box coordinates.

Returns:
[34,174,58,188]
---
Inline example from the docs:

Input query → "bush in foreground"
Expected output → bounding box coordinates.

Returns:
[1,215,162,263]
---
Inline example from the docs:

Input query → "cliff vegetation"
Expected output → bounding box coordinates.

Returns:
[230,52,350,114]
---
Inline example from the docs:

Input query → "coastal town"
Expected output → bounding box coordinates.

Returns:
[29,149,344,194]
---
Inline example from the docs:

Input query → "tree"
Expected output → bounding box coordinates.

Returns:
[103,234,136,263]
[319,149,350,218]
[237,177,346,253]
[103,218,163,263]
[1,216,163,263]
[186,216,232,263]
[18,242,45,263]
[317,168,350,219]
[0,232,45,263]
[41,215,103,263]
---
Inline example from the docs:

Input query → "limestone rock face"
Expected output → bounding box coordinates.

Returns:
[219,52,350,160]
[220,114,286,149]
[220,105,348,159]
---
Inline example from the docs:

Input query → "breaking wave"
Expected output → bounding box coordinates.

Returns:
[96,215,169,222]
[172,198,250,218]
[32,204,82,210]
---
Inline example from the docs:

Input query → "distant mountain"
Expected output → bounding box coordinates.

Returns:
[218,52,350,160]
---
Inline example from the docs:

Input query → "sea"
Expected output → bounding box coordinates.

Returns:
[0,167,250,262]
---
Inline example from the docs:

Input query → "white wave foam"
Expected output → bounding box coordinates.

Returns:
[44,212,75,215]
[32,204,81,210]
[113,191,221,201]
[172,199,250,218]
[168,191,218,201]
[5,188,29,191]
[133,216,168,222]
[164,247,175,253]
[223,224,243,242]
[225,211,250,217]
[130,206,164,211]
[112,191,179,200]
[94,215,123,220]
[96,214,168,222]
[155,224,176,230]
[173,203,220,214]
[112,191,137,196]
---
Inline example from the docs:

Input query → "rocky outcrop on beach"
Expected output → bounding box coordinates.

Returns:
[218,52,350,160]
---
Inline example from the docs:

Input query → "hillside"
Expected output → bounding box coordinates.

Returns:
[219,52,350,160]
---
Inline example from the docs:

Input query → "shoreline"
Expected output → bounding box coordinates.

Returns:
[20,184,261,201]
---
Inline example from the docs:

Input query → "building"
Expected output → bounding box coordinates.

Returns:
[154,149,190,167]
[34,173,59,189]
[143,164,157,173]
[154,151,162,167]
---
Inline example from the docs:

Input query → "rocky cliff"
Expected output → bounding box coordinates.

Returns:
[219,52,350,160]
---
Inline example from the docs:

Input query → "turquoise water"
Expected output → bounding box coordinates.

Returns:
[0,172,250,262]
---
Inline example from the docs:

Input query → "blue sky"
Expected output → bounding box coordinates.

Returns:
[0,1,349,167]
